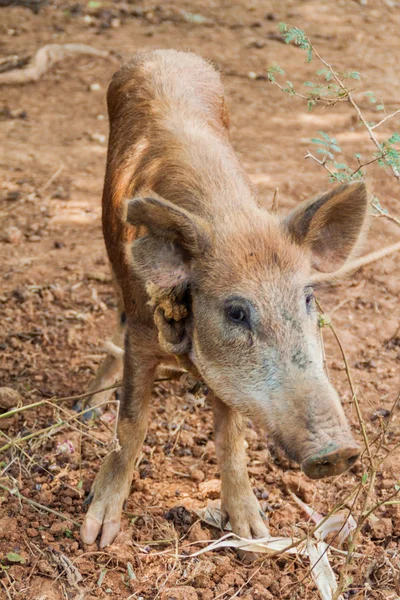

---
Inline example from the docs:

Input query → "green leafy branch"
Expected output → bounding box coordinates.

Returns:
[268,23,400,226]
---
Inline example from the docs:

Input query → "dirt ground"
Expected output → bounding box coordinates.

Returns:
[1,0,400,598]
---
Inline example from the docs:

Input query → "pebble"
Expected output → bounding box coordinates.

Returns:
[191,468,205,482]
[89,82,101,92]
[2,226,23,244]
[27,528,38,538]
[0,387,22,411]
[199,479,221,499]
[89,132,106,144]
[368,517,393,540]
[188,522,210,543]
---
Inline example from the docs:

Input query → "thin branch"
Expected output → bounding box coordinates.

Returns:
[310,43,400,182]
[371,109,400,130]
[305,151,335,177]
[0,482,81,527]
[0,381,122,420]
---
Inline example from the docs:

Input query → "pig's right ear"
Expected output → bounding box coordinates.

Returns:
[126,196,210,354]
[284,181,368,272]
[127,195,210,291]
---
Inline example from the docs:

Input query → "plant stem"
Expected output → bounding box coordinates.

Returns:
[0,482,81,527]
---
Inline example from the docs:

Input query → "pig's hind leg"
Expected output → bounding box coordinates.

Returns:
[80,326,158,547]
[212,396,270,545]
[74,284,125,419]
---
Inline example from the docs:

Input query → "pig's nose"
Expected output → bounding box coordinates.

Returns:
[301,444,360,479]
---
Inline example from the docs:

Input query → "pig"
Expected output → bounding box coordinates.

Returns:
[80,50,367,548]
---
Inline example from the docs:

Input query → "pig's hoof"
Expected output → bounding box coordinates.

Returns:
[80,464,129,547]
[222,495,270,562]
[81,515,121,547]
[81,494,123,547]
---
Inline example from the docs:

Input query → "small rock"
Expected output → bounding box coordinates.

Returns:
[52,186,69,200]
[247,39,266,49]
[89,132,106,144]
[6,190,21,201]
[49,521,73,535]
[371,408,391,421]
[86,270,111,283]
[199,479,221,499]
[111,18,121,27]
[381,479,395,489]
[282,472,314,503]
[0,387,22,411]
[2,226,22,244]
[160,587,198,600]
[191,469,205,483]
[89,82,101,92]
[368,517,393,540]
[37,560,55,576]
[9,108,27,119]
[0,516,18,540]
[188,522,210,543]
[27,528,38,538]
[164,506,192,531]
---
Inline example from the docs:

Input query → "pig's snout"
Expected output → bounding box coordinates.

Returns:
[301,443,360,479]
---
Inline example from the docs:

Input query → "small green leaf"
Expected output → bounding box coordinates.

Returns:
[6,552,26,564]
[319,131,332,141]
[362,473,368,484]
[365,91,377,103]
[127,562,137,581]
[98,569,107,587]
[318,314,331,328]
[311,137,327,146]
[388,132,400,144]
[330,144,342,153]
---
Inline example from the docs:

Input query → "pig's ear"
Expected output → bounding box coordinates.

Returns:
[284,181,368,272]
[127,195,210,258]
[126,196,210,355]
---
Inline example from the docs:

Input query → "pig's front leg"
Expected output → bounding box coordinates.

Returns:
[212,395,269,542]
[81,331,157,548]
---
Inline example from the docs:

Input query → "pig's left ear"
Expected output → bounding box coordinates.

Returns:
[284,181,368,272]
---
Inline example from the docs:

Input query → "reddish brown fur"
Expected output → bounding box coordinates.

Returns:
[80,50,368,550]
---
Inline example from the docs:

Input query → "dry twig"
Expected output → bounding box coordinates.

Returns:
[0,44,110,85]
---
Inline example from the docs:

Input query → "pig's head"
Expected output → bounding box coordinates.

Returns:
[127,181,368,479]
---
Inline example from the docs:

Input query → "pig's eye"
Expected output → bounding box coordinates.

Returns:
[226,305,250,329]
[305,289,315,313]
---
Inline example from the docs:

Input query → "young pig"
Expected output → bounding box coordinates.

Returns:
[80,50,367,548]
